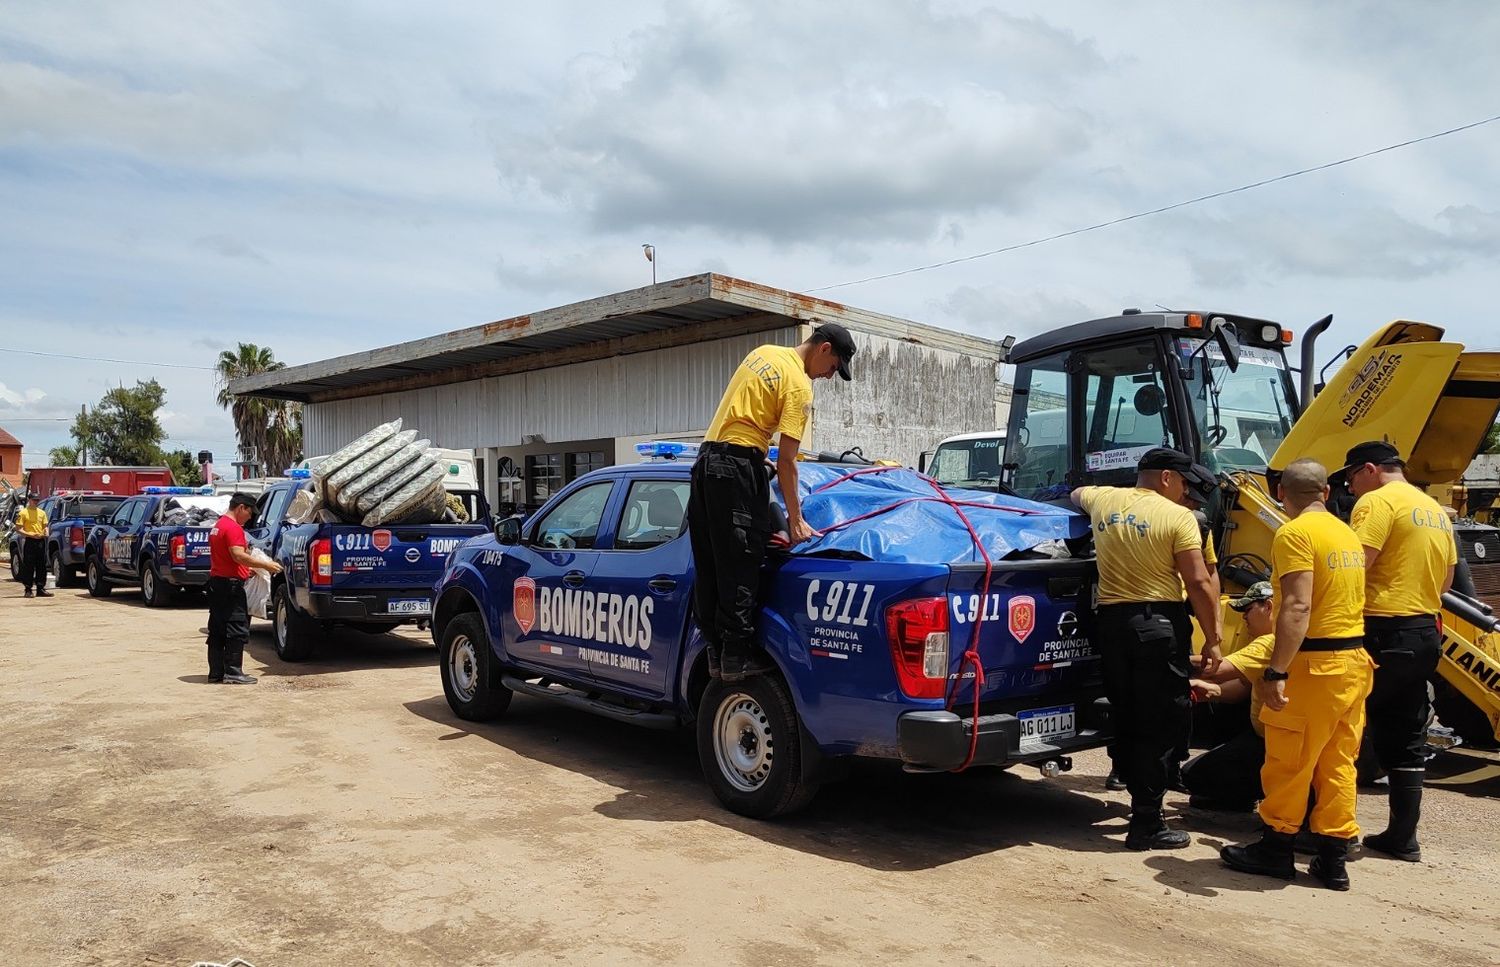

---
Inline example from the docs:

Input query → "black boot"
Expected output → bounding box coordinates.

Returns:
[222,667,257,685]
[1221,828,1296,879]
[1364,767,1424,862]
[705,642,723,680]
[720,640,770,683]
[1125,807,1191,851]
[1105,768,1127,791]
[1308,835,1352,891]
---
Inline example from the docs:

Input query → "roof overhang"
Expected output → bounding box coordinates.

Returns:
[231,274,1004,404]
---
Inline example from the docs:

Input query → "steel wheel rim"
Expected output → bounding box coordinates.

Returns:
[275,596,288,652]
[142,568,155,601]
[713,692,774,793]
[51,554,61,580]
[88,560,99,589]
[450,634,479,703]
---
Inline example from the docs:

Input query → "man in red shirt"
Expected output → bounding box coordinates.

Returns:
[207,493,281,684]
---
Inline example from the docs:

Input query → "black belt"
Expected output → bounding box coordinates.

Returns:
[1300,636,1365,652]
[1097,601,1188,616]
[700,440,766,461]
[1365,614,1438,630]
[208,576,246,586]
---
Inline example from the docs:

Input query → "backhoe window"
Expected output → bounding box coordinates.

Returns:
[929,437,1006,491]
[1007,355,1070,499]
[1080,342,1177,486]
[1180,340,1296,472]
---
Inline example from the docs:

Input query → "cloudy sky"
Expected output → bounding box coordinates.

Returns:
[2,1,1497,464]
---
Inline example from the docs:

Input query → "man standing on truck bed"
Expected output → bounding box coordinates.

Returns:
[1221,458,1372,890]
[16,491,51,598]
[1072,447,1222,850]
[1344,440,1455,863]
[206,493,281,685]
[688,324,855,681]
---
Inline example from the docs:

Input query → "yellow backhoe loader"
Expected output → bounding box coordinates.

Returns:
[999,311,1500,746]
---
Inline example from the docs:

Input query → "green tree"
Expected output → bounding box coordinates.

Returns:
[162,449,204,487]
[1483,421,1500,455]
[215,343,302,475]
[73,380,168,465]
[49,445,80,466]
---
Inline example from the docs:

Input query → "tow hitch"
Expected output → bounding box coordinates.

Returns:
[1036,756,1073,778]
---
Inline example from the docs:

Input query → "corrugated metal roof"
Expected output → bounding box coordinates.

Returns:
[231,273,1004,403]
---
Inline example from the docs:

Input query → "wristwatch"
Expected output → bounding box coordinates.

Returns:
[1262,667,1290,682]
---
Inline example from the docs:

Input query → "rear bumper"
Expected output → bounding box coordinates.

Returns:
[304,589,432,623]
[162,566,210,588]
[898,697,1113,771]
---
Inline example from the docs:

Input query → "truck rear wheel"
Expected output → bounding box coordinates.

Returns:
[697,673,818,819]
[439,613,511,721]
[50,550,79,588]
[86,557,112,597]
[273,587,319,662]
[8,546,19,582]
[140,560,170,608]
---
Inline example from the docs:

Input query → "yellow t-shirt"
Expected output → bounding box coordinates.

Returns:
[1271,509,1365,639]
[1225,633,1275,737]
[1180,526,1217,599]
[705,345,814,454]
[1350,480,1458,617]
[16,506,49,538]
[1077,486,1201,604]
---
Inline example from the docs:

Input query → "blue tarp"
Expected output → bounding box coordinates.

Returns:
[778,464,1088,564]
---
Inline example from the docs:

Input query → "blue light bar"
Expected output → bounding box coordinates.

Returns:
[142,486,215,496]
[285,468,314,479]
[635,441,700,462]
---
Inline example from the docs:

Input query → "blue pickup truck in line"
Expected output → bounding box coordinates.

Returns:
[84,488,216,606]
[431,444,1109,818]
[246,477,492,661]
[46,492,127,587]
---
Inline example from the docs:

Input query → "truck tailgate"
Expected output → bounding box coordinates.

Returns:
[181,528,212,568]
[327,524,486,590]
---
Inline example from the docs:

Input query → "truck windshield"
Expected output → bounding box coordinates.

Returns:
[72,498,124,519]
[928,436,1006,491]
[1179,339,1297,471]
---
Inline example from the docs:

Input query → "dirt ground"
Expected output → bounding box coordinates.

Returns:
[2,579,1498,967]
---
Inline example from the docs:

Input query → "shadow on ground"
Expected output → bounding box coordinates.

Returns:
[243,625,438,677]
[404,692,1148,872]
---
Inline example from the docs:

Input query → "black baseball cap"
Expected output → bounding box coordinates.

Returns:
[1184,462,1218,503]
[1341,440,1403,474]
[1137,447,1194,473]
[227,492,256,510]
[811,323,856,381]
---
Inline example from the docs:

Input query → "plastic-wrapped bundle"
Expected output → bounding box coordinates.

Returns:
[349,438,433,515]
[314,419,403,487]
[324,430,418,508]
[363,463,447,526]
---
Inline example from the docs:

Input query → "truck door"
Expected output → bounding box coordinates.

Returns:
[1005,337,1186,500]
[586,477,692,699]
[103,498,147,576]
[248,485,298,555]
[489,478,617,679]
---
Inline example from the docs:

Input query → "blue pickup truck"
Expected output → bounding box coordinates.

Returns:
[84,488,216,605]
[431,444,1108,818]
[47,492,127,587]
[248,478,492,661]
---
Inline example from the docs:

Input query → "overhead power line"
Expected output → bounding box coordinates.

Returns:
[809,111,1500,293]
[0,346,214,370]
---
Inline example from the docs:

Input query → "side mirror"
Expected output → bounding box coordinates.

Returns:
[917,450,933,474]
[495,515,524,546]
[1212,320,1241,373]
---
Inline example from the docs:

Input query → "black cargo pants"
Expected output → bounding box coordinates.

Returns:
[687,442,771,655]
[1364,615,1441,770]
[206,577,251,679]
[20,537,47,592]
[1097,601,1193,821]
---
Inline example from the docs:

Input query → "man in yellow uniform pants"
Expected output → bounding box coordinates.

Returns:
[1073,447,1221,850]
[1221,458,1373,890]
[16,491,52,598]
[1344,440,1455,862]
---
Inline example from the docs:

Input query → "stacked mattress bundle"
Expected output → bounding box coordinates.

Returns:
[314,419,451,526]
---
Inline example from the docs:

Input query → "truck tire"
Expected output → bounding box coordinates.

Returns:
[50,549,79,588]
[439,613,511,721]
[8,545,19,582]
[1432,676,1499,750]
[697,673,818,819]
[86,556,113,598]
[140,559,170,608]
[273,586,319,662]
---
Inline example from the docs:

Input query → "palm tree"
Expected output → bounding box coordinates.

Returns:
[215,343,294,476]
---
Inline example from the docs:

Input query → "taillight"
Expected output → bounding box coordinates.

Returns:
[886,596,950,699]
[69,526,85,550]
[311,538,332,586]
[170,535,186,565]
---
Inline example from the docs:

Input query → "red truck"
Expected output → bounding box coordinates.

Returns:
[25,466,175,498]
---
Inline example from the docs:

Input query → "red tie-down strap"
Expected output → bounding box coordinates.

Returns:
[796,466,1046,771]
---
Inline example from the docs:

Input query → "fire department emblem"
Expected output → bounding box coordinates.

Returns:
[372,529,393,552]
[514,576,537,635]
[1009,595,1037,644]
